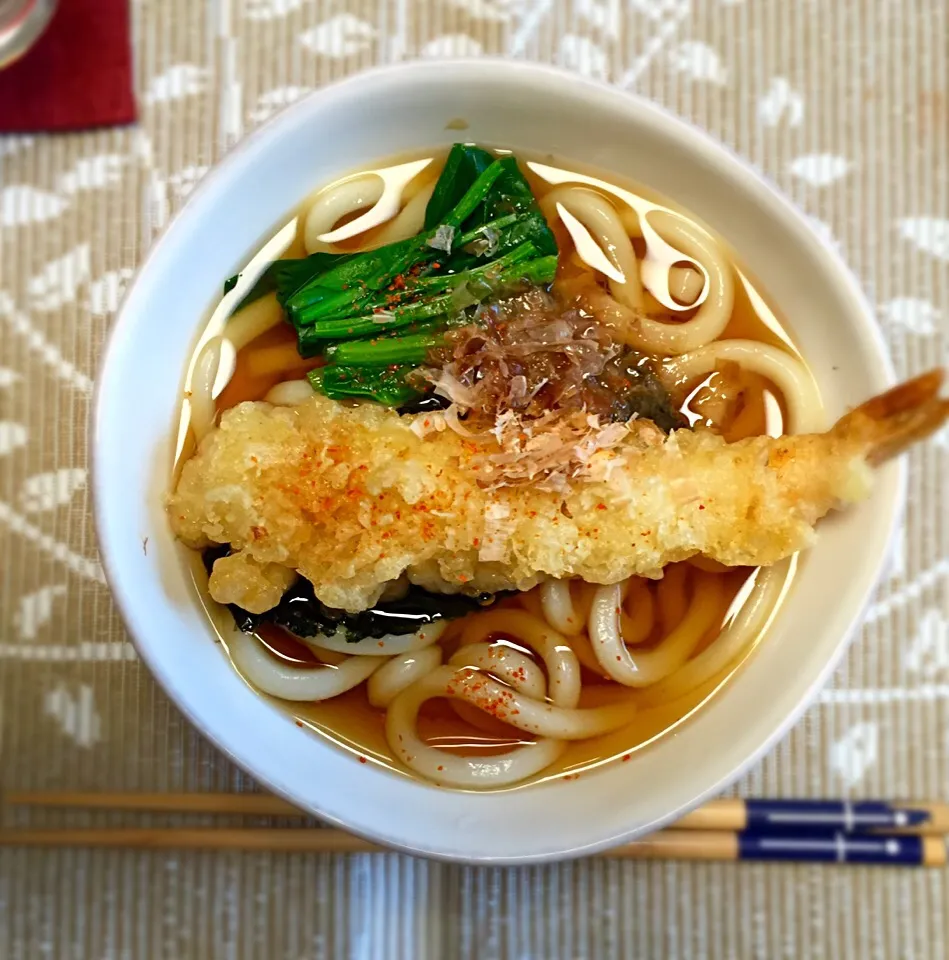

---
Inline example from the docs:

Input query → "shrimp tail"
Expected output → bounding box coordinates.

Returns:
[834,369,949,464]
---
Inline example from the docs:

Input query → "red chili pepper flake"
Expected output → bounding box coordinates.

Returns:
[295,720,303,727]
[596,503,607,511]
[622,754,631,762]
[358,756,367,764]
[698,504,705,510]
[437,765,444,772]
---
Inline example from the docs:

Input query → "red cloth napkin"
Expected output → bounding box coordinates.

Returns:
[0,0,136,132]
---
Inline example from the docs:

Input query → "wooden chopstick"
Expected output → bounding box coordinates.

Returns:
[0,827,944,865]
[6,791,301,817]
[7,792,949,835]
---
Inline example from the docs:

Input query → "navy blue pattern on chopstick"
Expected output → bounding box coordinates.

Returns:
[737,831,931,865]
[744,800,932,832]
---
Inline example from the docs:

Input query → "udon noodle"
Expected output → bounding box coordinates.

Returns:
[180,146,812,789]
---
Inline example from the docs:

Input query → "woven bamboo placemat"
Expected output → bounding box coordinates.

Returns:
[0,1,947,956]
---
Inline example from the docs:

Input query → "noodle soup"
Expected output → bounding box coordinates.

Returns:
[171,144,813,790]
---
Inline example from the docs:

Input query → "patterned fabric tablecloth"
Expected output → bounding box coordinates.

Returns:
[1,1,947,957]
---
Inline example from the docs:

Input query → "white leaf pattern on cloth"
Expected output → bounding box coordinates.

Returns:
[27,245,91,311]
[0,501,104,582]
[145,170,170,234]
[577,0,622,35]
[1,185,68,227]
[421,35,484,58]
[886,525,906,580]
[903,609,949,675]
[447,0,514,22]
[245,0,305,19]
[880,297,940,335]
[0,422,28,456]
[667,41,727,84]
[166,165,210,201]
[19,469,87,513]
[87,268,135,316]
[830,722,879,787]
[629,0,689,19]
[145,64,210,104]
[803,216,842,254]
[897,218,949,261]
[250,86,312,122]
[57,154,127,194]
[0,368,20,389]
[13,585,67,639]
[300,15,377,57]
[44,684,102,748]
[558,35,608,79]
[789,153,852,186]
[0,135,34,158]
[758,77,804,127]
[0,292,93,392]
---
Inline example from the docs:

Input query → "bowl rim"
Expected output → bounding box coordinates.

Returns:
[92,57,904,864]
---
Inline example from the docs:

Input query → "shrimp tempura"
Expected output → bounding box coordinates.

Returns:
[168,371,948,613]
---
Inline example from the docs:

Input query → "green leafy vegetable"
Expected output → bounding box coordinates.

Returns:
[424,143,496,228]
[326,328,452,367]
[228,143,559,404]
[307,365,421,406]
[224,251,352,316]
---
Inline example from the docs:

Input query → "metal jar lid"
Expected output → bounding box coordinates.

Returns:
[0,0,58,70]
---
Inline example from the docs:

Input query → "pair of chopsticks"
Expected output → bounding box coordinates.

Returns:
[3,793,947,866]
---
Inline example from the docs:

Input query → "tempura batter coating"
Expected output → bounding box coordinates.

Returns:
[168,372,948,613]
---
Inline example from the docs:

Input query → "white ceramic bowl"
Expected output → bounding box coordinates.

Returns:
[93,60,902,864]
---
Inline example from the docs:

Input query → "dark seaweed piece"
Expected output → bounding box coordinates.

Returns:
[396,392,452,416]
[259,578,505,642]
[202,546,508,641]
[601,351,687,433]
